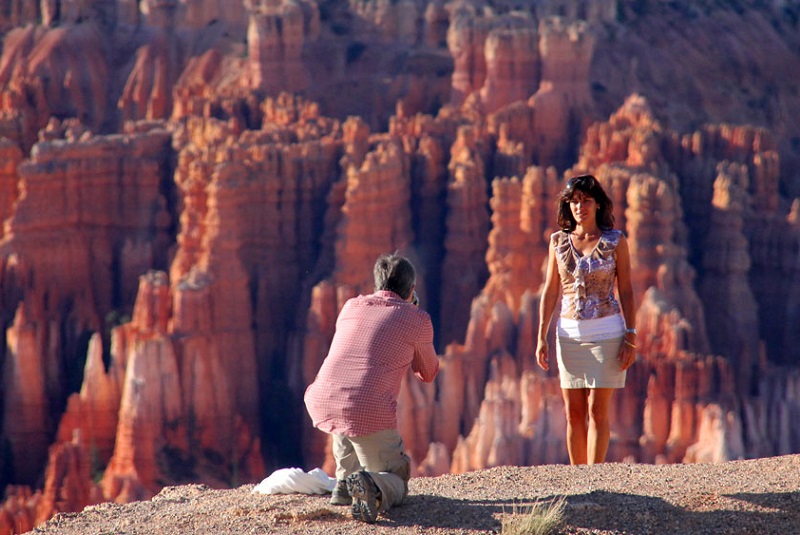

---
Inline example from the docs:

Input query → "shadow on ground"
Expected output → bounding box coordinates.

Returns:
[380,489,800,534]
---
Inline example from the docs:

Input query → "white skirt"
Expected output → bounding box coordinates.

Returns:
[555,334,626,389]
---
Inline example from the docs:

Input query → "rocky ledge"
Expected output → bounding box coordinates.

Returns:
[31,455,800,535]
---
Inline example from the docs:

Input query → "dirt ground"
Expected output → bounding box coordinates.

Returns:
[31,454,800,535]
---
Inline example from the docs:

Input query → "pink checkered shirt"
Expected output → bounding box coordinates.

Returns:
[304,290,439,437]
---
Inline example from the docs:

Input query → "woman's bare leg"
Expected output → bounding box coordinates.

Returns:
[561,388,589,465]
[587,388,615,464]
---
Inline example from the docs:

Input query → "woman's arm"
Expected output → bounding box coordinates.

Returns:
[536,240,561,371]
[615,234,636,370]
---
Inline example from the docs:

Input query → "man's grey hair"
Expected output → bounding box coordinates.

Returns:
[373,253,416,299]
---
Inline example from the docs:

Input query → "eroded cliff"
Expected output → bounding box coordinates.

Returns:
[1,1,799,532]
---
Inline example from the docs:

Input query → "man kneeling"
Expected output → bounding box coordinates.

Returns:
[304,253,440,523]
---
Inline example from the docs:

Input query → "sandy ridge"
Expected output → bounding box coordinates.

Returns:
[31,455,800,535]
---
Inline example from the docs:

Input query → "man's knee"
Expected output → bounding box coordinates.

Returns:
[394,451,411,482]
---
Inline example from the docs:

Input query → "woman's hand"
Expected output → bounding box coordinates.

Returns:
[536,339,549,371]
[619,333,636,370]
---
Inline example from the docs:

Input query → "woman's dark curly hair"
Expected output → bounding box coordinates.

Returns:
[556,175,615,231]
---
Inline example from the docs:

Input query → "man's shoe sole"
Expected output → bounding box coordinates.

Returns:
[346,472,379,524]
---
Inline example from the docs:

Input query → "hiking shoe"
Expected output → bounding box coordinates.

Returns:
[330,479,351,506]
[346,471,380,524]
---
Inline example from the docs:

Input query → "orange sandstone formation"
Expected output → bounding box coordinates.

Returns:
[34,431,103,526]
[3,304,50,485]
[625,174,710,355]
[0,140,22,234]
[245,0,319,94]
[334,121,413,292]
[479,18,539,114]
[118,0,182,121]
[526,17,595,170]
[350,0,419,45]
[101,270,263,503]
[0,15,111,150]
[447,5,490,106]
[0,485,37,535]
[56,334,122,469]
[484,167,559,311]
[487,17,596,171]
[0,125,173,318]
[698,163,759,392]
[439,125,490,347]
[0,3,799,532]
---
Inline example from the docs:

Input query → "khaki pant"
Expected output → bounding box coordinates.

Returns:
[332,429,410,512]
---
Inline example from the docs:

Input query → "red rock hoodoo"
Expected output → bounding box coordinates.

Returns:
[1,2,799,532]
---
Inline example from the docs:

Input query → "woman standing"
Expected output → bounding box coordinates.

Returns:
[536,175,636,465]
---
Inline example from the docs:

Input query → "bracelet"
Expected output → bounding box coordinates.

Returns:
[624,340,637,349]
[625,328,637,335]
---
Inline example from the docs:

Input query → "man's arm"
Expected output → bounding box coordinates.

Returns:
[411,314,439,382]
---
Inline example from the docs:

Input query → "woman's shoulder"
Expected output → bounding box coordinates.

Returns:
[598,229,623,253]
[549,230,572,252]
[550,230,571,266]
[602,228,623,240]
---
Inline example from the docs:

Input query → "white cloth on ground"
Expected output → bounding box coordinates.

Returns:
[251,467,336,495]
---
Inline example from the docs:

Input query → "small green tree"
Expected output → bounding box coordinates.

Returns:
[89,441,105,483]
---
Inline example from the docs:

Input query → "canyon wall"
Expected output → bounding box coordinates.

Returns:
[0,1,800,532]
